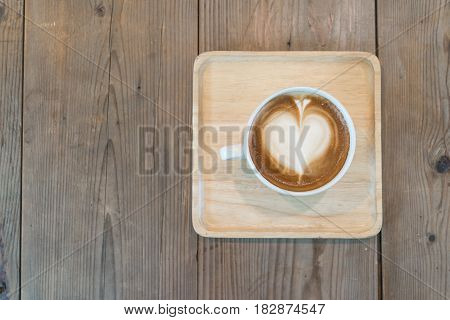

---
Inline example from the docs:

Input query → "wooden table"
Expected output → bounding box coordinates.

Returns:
[0,0,448,300]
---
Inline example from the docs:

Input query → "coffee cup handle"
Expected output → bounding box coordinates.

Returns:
[219,144,243,160]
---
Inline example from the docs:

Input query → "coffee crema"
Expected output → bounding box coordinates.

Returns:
[248,93,350,192]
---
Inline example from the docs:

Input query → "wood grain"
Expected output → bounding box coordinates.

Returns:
[22,0,197,299]
[378,0,449,299]
[22,0,113,299]
[198,0,379,299]
[107,0,197,299]
[0,0,23,300]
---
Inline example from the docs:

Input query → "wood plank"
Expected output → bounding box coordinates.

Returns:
[198,0,378,299]
[0,0,23,300]
[107,0,197,299]
[22,0,198,299]
[22,0,113,299]
[378,0,449,299]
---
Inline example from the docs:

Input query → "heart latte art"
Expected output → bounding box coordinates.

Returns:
[248,94,350,192]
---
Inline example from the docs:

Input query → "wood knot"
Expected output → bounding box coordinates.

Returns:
[435,155,449,173]
[95,4,106,17]
[427,233,436,242]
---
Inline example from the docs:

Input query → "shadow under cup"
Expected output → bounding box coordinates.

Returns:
[247,88,355,195]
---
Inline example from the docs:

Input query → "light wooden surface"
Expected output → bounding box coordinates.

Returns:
[378,0,449,299]
[0,0,23,300]
[192,51,382,238]
[0,0,447,300]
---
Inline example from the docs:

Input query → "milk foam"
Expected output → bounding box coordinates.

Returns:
[249,93,350,192]
[262,98,332,175]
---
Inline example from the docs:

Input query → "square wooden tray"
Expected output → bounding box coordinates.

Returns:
[192,51,382,238]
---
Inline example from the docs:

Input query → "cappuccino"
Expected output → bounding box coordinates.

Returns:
[248,93,350,192]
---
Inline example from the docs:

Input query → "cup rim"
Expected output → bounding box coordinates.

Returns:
[244,86,356,196]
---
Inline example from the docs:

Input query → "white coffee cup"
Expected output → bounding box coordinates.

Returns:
[220,87,356,196]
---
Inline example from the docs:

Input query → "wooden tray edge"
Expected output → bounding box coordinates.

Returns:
[192,220,383,239]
